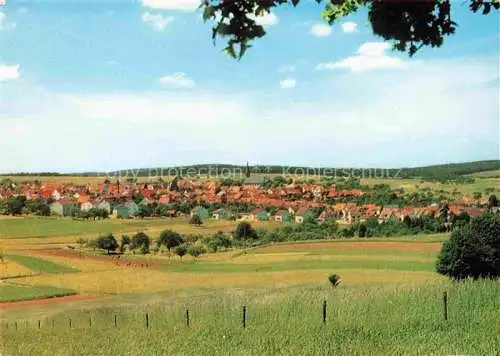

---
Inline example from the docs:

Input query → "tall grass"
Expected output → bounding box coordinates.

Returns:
[1,280,499,355]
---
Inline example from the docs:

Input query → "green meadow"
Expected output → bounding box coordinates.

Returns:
[0,284,75,303]
[0,218,498,355]
[1,280,499,355]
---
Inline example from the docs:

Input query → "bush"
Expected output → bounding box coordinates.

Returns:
[189,214,203,226]
[328,274,342,287]
[235,222,258,240]
[174,245,187,260]
[188,246,205,259]
[96,234,118,254]
[436,213,500,280]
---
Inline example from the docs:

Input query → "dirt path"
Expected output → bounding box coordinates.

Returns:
[0,295,102,310]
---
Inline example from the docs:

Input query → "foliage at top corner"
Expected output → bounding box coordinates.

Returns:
[199,0,498,59]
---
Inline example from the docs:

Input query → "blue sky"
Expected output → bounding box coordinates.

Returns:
[0,0,498,173]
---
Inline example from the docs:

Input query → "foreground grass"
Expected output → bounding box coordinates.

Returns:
[5,255,79,274]
[1,280,498,355]
[0,284,75,303]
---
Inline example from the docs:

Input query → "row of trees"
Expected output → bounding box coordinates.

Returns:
[0,196,51,216]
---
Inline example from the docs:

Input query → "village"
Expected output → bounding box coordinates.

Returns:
[0,174,495,227]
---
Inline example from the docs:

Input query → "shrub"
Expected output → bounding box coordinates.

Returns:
[174,245,187,260]
[436,213,500,280]
[188,246,205,259]
[96,234,118,254]
[328,274,342,287]
[235,222,258,240]
[189,214,203,226]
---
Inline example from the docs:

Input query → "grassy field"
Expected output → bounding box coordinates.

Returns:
[0,217,275,251]
[0,284,75,303]
[4,254,79,274]
[360,177,500,195]
[1,230,499,355]
[1,280,498,355]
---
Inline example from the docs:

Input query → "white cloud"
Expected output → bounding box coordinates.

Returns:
[341,21,358,33]
[278,65,295,74]
[140,0,200,11]
[0,12,15,31]
[0,64,20,82]
[316,41,407,72]
[0,58,497,172]
[249,11,278,26]
[280,78,296,89]
[160,72,195,88]
[310,23,331,37]
[142,12,173,31]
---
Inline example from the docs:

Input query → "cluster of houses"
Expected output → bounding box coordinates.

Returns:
[0,177,493,223]
[197,203,489,225]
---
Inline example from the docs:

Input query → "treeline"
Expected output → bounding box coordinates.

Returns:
[3,160,498,180]
[84,214,457,258]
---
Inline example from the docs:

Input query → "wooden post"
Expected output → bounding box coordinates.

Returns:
[114,315,117,328]
[242,306,247,328]
[322,299,327,324]
[38,320,41,329]
[15,321,17,331]
[145,312,149,329]
[69,318,72,329]
[443,291,448,321]
[52,319,54,329]
[185,307,190,327]
[89,316,92,328]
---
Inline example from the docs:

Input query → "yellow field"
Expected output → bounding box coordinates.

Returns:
[14,267,440,295]
[0,259,33,278]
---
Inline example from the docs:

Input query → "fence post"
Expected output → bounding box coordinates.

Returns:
[443,291,448,321]
[322,299,327,324]
[114,315,117,328]
[89,316,92,328]
[242,306,247,328]
[69,318,72,329]
[38,320,41,329]
[185,306,190,327]
[145,312,149,329]
[15,321,17,331]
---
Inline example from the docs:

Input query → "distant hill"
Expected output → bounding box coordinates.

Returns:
[2,160,499,181]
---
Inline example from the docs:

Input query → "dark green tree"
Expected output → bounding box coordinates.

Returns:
[235,221,258,240]
[96,234,119,254]
[488,194,498,208]
[131,232,150,254]
[201,0,497,59]
[157,230,184,252]
[7,196,25,215]
[436,213,500,280]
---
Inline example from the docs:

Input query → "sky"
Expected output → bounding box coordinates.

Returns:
[0,0,499,173]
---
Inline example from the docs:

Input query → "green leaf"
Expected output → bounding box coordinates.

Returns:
[203,6,215,21]
[224,44,237,58]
